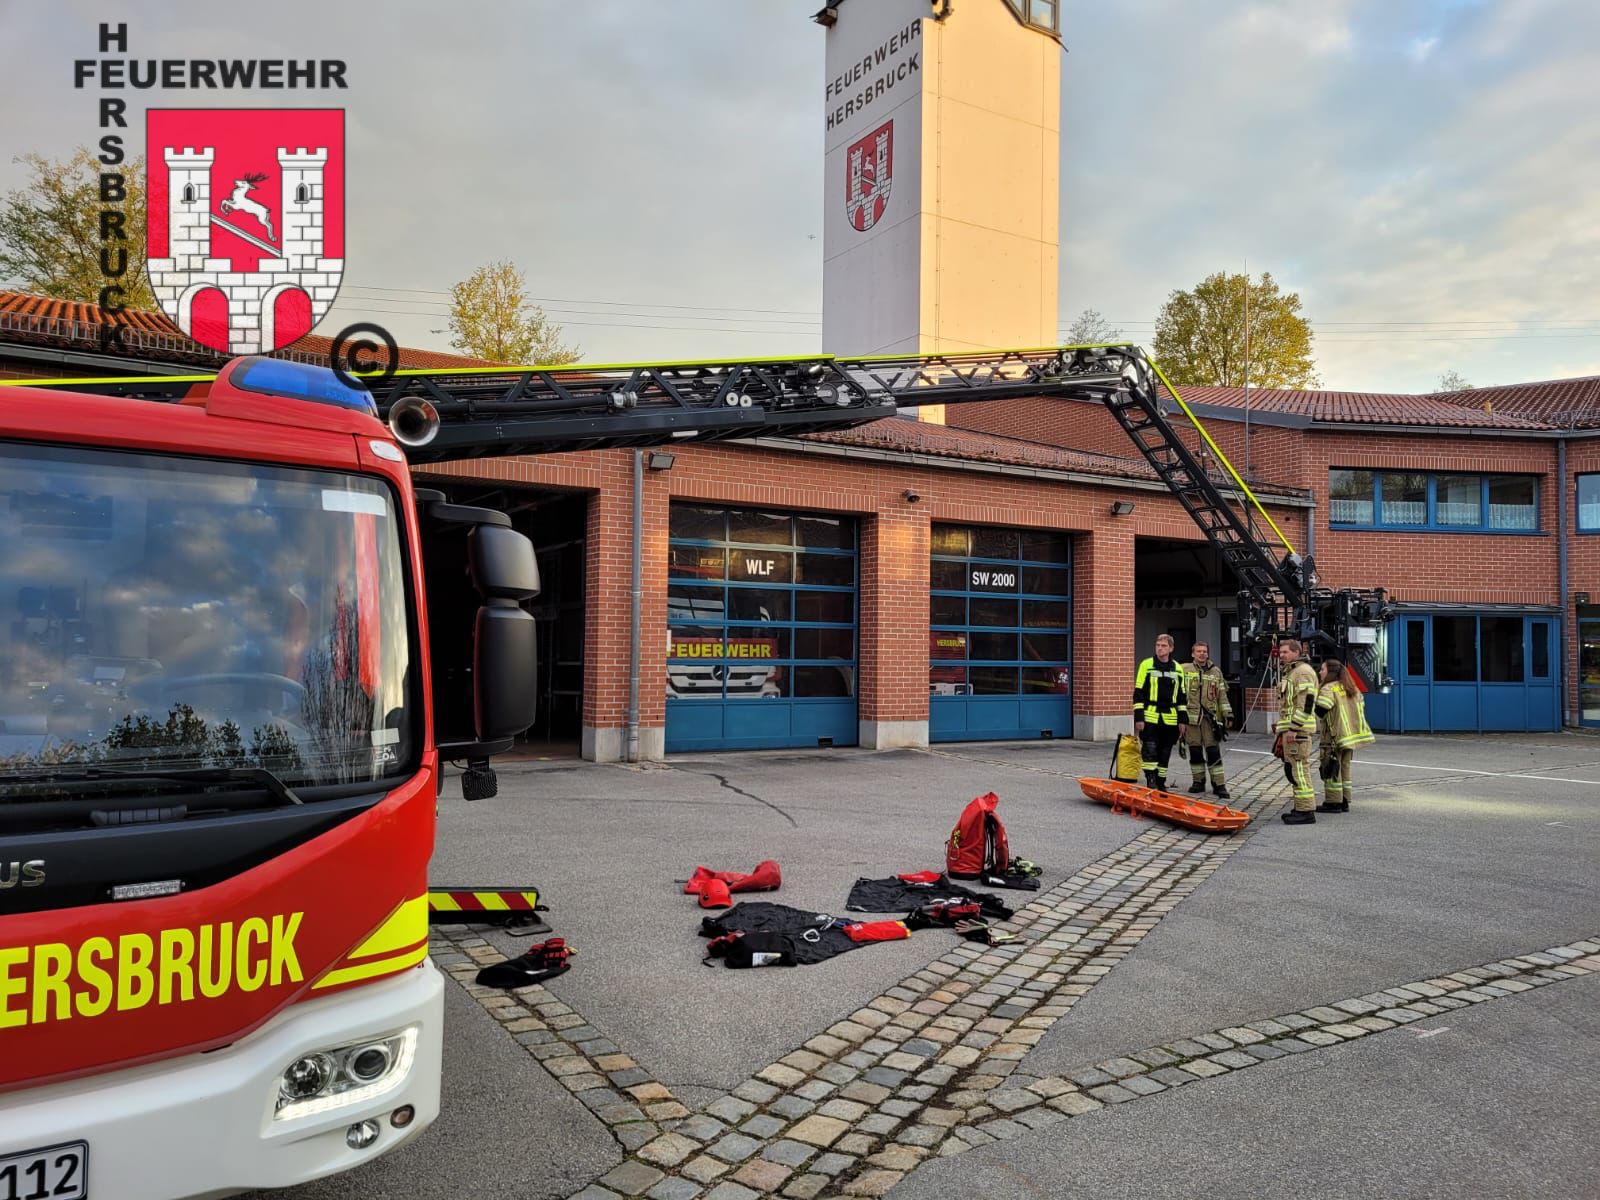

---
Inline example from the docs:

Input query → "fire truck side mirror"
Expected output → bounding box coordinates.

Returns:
[468,524,540,601]
[475,603,538,739]
[468,525,540,741]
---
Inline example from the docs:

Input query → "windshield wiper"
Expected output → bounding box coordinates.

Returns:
[4,766,304,807]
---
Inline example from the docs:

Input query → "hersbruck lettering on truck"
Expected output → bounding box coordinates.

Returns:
[0,912,304,1028]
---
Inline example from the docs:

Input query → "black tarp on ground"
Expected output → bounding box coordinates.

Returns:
[699,902,859,965]
[845,874,1013,920]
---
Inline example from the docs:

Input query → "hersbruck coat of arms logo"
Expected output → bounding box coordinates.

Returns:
[146,109,344,354]
[845,119,893,233]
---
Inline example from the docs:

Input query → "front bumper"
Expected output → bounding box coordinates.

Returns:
[0,961,444,1200]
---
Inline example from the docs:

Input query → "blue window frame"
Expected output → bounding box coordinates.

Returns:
[1329,468,1539,533]
[1578,474,1600,533]
[666,505,857,703]
[929,524,1071,699]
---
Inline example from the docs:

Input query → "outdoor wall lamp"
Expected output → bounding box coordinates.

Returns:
[813,5,839,26]
[647,451,676,471]
[1110,500,1136,515]
[903,489,921,504]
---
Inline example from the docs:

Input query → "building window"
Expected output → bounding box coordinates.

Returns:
[1577,474,1600,532]
[666,505,857,702]
[929,523,1070,698]
[1004,0,1059,33]
[295,183,310,204]
[181,183,196,203]
[1329,469,1374,525]
[1436,474,1481,527]
[1329,469,1539,533]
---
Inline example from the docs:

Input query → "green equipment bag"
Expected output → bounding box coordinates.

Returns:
[1110,733,1143,783]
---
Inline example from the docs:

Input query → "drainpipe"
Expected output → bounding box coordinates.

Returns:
[1558,437,1570,728]
[626,449,643,762]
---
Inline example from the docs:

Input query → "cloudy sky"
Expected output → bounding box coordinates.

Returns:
[2,0,1597,392]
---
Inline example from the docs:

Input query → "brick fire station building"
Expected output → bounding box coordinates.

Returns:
[3,290,1599,761]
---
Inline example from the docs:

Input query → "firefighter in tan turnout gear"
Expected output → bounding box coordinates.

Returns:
[1315,658,1376,813]
[1276,638,1321,824]
[1180,640,1233,800]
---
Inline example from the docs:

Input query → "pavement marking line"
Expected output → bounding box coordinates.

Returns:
[1415,1027,1451,1038]
[1229,748,1600,787]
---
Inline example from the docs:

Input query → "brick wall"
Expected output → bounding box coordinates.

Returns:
[423,440,1253,754]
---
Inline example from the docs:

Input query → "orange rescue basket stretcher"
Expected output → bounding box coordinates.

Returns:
[1077,777,1251,833]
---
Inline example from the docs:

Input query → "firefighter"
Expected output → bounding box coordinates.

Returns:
[1133,633,1188,790]
[1314,659,1375,813]
[1180,640,1233,799]
[1276,638,1320,824]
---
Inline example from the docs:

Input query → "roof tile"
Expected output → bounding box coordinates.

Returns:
[1165,382,1554,430]
[0,288,498,370]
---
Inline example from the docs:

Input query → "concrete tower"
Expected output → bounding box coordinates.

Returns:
[820,0,1062,422]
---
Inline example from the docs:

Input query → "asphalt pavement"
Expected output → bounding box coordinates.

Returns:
[261,731,1600,1199]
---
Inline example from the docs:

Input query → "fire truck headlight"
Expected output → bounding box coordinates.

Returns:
[274,1027,418,1120]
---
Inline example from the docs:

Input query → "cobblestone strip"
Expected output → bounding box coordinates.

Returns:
[925,935,1600,1161]
[554,759,1295,1200]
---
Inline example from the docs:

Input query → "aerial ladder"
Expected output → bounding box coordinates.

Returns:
[48,342,1394,689]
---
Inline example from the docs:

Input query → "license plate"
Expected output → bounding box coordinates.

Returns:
[0,1141,87,1200]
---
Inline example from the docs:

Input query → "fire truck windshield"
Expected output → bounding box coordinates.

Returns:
[0,442,415,797]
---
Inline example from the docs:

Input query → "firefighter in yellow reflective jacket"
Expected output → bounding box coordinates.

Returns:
[1133,634,1188,790]
[1276,638,1321,824]
[1314,659,1375,813]
[1180,640,1233,800]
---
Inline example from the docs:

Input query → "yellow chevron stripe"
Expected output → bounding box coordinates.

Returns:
[313,944,429,990]
[475,892,510,911]
[348,896,428,959]
[428,893,463,912]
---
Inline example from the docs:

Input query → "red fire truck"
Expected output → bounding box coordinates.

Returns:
[0,356,537,1199]
[0,343,1387,1198]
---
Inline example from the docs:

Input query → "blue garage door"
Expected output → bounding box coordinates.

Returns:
[929,524,1072,742]
[666,505,858,751]
[1380,612,1557,733]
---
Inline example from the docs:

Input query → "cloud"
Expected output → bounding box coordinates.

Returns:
[1,0,1596,391]
[1406,35,1440,61]
[1060,0,1600,390]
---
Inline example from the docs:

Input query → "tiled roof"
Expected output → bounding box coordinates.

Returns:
[1163,382,1554,431]
[0,289,498,370]
[798,417,1307,500]
[1431,376,1600,430]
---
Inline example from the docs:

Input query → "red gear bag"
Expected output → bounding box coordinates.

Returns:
[945,792,1011,880]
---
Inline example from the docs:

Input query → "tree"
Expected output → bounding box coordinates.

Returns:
[1064,307,1122,345]
[1152,270,1317,389]
[1434,369,1473,393]
[0,147,155,309]
[447,260,579,364]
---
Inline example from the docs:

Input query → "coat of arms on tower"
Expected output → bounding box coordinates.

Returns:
[146,109,345,354]
[845,119,893,233]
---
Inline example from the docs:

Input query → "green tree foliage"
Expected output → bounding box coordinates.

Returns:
[1064,308,1123,345]
[447,259,579,365]
[1153,271,1317,389]
[1434,369,1473,392]
[0,147,155,308]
